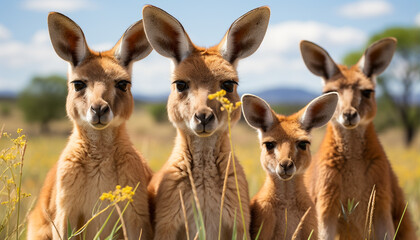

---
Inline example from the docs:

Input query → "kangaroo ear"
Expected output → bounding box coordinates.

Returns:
[358,37,397,78]
[300,40,341,81]
[241,94,276,132]
[48,12,90,67]
[142,5,194,64]
[113,19,153,67]
[299,92,338,131]
[218,6,270,66]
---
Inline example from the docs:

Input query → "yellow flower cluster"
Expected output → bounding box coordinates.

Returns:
[99,185,135,203]
[1,193,31,205]
[1,129,27,161]
[208,90,241,113]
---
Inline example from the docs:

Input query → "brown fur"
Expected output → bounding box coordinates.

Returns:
[301,39,416,239]
[148,45,250,240]
[27,12,153,239]
[243,94,338,239]
[142,5,270,239]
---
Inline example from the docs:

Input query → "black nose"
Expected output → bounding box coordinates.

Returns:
[195,112,214,125]
[91,104,110,117]
[280,160,294,172]
[343,110,358,121]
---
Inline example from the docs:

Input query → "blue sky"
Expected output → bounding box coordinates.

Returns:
[0,0,419,97]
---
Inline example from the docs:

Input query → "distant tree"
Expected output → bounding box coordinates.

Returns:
[18,75,67,133]
[146,103,168,123]
[344,27,420,146]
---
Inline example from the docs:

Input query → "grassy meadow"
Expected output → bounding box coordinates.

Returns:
[1,100,419,238]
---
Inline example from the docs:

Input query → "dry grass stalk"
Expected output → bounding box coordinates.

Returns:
[218,153,233,240]
[179,189,190,240]
[115,204,128,240]
[15,142,26,240]
[185,155,205,238]
[291,207,312,240]
[283,208,288,240]
[44,208,63,240]
[363,185,376,240]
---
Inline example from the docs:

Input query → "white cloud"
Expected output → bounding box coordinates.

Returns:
[131,52,171,96]
[0,29,170,96]
[415,13,420,26]
[339,0,392,19]
[22,0,92,12]
[236,21,367,94]
[239,21,367,75]
[0,30,64,71]
[0,20,367,98]
[0,24,11,40]
[91,42,115,52]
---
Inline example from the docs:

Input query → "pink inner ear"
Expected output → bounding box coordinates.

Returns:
[309,102,324,116]
[126,31,145,50]
[64,30,82,65]
[154,20,183,62]
[65,30,79,51]
[252,103,268,117]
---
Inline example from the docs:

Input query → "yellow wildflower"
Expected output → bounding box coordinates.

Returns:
[99,185,136,203]
[208,90,241,114]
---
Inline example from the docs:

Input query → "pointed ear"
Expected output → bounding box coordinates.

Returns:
[218,6,270,66]
[48,12,90,66]
[300,40,341,80]
[299,92,338,131]
[241,94,276,132]
[142,5,194,64]
[358,37,397,78]
[113,20,153,67]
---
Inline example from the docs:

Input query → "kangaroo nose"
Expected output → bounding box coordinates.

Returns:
[280,160,294,172]
[195,112,214,125]
[343,110,358,121]
[91,104,110,117]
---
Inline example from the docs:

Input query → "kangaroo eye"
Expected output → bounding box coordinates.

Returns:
[173,80,189,92]
[297,141,310,151]
[221,80,238,93]
[71,80,86,92]
[263,142,276,151]
[116,80,131,92]
[361,89,374,98]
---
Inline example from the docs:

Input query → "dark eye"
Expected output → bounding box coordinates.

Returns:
[297,141,310,151]
[221,80,238,93]
[361,89,374,98]
[263,142,276,151]
[71,80,86,92]
[173,80,189,92]
[115,80,131,92]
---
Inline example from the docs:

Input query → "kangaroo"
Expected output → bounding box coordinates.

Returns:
[300,38,417,239]
[27,12,153,239]
[142,5,270,239]
[242,93,338,240]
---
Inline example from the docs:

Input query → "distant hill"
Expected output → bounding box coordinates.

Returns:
[133,93,168,103]
[133,87,318,104]
[240,87,318,104]
[0,91,17,100]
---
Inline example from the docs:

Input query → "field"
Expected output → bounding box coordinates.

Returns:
[1,101,419,238]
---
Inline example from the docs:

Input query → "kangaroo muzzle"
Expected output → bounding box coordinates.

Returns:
[276,159,296,181]
[86,102,114,129]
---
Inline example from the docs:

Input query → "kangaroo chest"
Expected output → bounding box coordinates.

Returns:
[179,152,234,238]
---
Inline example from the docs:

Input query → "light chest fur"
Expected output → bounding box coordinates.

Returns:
[149,133,250,240]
